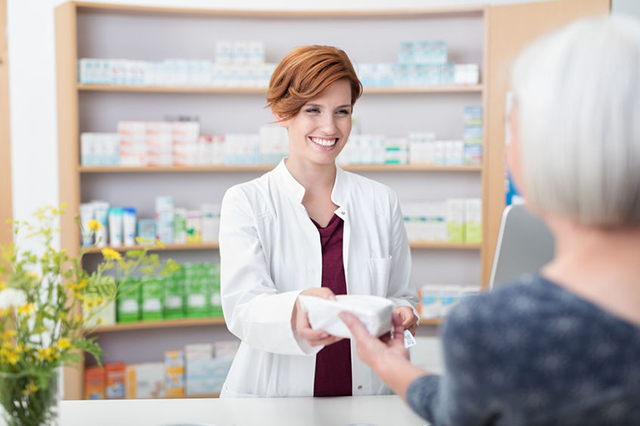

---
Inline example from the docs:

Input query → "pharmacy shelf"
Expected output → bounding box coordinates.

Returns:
[84,242,479,254]
[77,83,484,95]
[420,318,443,326]
[83,243,219,253]
[88,317,226,334]
[79,165,483,173]
[409,242,481,250]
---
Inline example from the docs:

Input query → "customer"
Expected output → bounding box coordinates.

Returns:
[342,15,640,425]
[219,45,419,398]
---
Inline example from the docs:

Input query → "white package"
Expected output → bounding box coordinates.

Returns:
[298,294,394,339]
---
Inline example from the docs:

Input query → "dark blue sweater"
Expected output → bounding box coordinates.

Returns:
[407,274,640,426]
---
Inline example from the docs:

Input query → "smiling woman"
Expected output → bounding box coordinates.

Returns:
[218,45,419,399]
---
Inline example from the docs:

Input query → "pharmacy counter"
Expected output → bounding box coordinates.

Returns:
[60,395,427,426]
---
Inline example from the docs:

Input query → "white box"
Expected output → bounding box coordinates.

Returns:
[126,363,166,399]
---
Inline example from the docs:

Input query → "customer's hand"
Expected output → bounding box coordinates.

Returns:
[340,311,409,369]
[340,310,427,400]
[292,288,344,347]
[395,306,419,335]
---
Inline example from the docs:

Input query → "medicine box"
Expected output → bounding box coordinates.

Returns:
[165,350,185,398]
[185,264,209,318]
[446,199,465,243]
[141,277,163,321]
[116,278,140,323]
[465,198,483,244]
[163,269,185,319]
[84,366,105,400]
[105,362,126,399]
[126,363,166,399]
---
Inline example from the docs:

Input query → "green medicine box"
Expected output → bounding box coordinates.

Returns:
[186,263,210,318]
[163,268,186,319]
[141,277,164,321]
[207,263,223,317]
[117,278,141,323]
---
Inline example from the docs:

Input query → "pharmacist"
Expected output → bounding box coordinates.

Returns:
[218,45,419,398]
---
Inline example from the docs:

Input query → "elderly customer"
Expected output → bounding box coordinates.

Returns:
[341,15,640,425]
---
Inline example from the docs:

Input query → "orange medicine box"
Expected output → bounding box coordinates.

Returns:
[105,362,126,399]
[165,350,185,398]
[84,366,105,400]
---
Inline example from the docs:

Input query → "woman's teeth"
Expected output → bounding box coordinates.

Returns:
[310,137,337,147]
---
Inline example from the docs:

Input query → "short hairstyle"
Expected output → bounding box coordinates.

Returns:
[267,45,363,121]
[511,15,640,227]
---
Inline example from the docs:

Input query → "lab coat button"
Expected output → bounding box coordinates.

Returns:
[357,385,363,390]
[340,210,346,215]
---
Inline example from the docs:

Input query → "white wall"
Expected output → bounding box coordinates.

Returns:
[8,0,555,222]
[612,0,640,17]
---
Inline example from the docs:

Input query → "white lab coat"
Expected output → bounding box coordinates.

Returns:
[219,159,418,398]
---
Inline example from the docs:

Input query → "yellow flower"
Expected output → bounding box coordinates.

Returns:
[6,351,19,365]
[28,272,40,280]
[0,281,5,291]
[74,314,83,323]
[14,344,24,354]
[88,220,103,232]
[2,341,12,350]
[58,312,67,322]
[36,346,57,362]
[22,382,39,396]
[0,308,9,317]
[1,330,17,340]
[96,317,104,325]
[56,338,73,351]
[101,248,121,261]
[17,303,35,316]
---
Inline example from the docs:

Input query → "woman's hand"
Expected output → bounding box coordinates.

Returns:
[340,311,427,400]
[395,305,419,335]
[292,288,344,347]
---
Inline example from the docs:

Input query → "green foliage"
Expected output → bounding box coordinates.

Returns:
[0,204,176,425]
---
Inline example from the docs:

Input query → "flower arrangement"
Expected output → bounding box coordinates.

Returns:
[0,205,179,426]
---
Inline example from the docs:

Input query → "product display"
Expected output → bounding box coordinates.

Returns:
[420,285,481,319]
[298,295,395,339]
[402,199,483,244]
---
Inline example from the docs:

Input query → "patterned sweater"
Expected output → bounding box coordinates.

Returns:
[407,274,640,426]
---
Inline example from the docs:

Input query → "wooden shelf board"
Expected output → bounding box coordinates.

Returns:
[410,242,481,250]
[83,242,478,253]
[77,84,483,95]
[87,317,226,333]
[83,243,219,253]
[75,3,486,19]
[79,164,482,173]
[420,318,443,326]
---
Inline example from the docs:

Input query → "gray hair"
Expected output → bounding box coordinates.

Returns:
[511,15,640,227]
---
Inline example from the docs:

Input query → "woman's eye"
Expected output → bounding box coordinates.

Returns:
[336,109,350,116]
[305,108,320,114]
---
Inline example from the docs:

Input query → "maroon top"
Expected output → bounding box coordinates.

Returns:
[311,213,352,397]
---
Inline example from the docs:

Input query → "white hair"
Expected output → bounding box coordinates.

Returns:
[511,15,640,227]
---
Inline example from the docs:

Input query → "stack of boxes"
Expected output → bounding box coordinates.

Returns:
[402,199,482,244]
[126,363,166,399]
[118,121,147,166]
[165,350,185,398]
[81,123,288,167]
[146,122,173,166]
[463,107,483,166]
[85,341,239,400]
[115,262,222,325]
[357,40,479,88]
[172,121,201,166]
[185,342,238,396]
[155,196,175,244]
[420,285,481,319]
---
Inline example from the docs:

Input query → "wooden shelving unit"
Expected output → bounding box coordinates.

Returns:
[56,1,496,401]
[79,164,483,173]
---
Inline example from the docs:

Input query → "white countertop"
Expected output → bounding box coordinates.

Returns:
[60,395,428,426]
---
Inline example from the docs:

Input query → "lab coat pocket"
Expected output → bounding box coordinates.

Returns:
[369,257,392,296]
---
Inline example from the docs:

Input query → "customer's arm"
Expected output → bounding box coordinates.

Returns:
[343,295,504,425]
[340,311,428,399]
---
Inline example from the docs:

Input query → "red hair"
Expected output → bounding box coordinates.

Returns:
[266,45,363,121]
